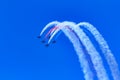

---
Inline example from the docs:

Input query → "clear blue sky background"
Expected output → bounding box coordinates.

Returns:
[1,0,120,80]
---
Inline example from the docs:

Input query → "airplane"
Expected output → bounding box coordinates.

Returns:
[52,40,56,43]
[41,40,45,43]
[48,36,51,39]
[45,44,49,47]
[37,36,41,38]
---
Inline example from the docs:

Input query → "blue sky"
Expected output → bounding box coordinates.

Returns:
[1,0,120,80]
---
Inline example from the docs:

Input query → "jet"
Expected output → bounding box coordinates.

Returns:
[41,40,45,43]
[37,36,41,39]
[45,44,49,47]
[52,40,56,43]
[48,36,51,39]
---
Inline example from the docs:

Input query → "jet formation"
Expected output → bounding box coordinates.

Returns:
[37,36,56,47]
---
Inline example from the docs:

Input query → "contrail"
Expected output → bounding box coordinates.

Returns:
[77,22,120,80]
[72,24,109,80]
[39,21,120,80]
[61,21,109,80]
[40,21,60,36]
[47,21,109,80]
[56,23,94,80]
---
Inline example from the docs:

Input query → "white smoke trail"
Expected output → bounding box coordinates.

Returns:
[73,25,109,80]
[48,21,109,80]
[48,26,60,44]
[77,22,120,80]
[40,21,119,80]
[41,22,94,80]
[60,21,109,80]
[40,21,60,36]
[58,23,94,80]
[47,22,77,44]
